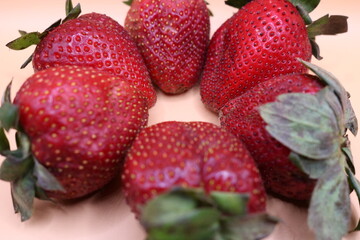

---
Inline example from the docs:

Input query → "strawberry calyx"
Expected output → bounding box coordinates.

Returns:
[6,0,81,69]
[140,187,277,240]
[259,60,359,240]
[0,82,64,221]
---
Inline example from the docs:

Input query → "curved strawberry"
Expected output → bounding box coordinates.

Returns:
[0,65,149,221]
[220,60,359,240]
[6,1,156,107]
[124,0,210,94]
[122,121,276,240]
[200,0,348,112]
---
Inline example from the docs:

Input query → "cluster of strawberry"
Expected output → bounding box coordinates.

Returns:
[0,0,358,240]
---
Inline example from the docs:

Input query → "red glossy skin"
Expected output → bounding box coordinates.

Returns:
[220,74,324,205]
[32,13,157,107]
[14,65,149,200]
[200,0,312,112]
[125,0,210,94]
[122,121,266,217]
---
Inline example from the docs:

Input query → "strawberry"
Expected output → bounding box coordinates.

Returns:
[122,121,277,240]
[200,0,348,112]
[124,0,210,94]
[220,60,360,240]
[6,1,157,107]
[0,65,149,221]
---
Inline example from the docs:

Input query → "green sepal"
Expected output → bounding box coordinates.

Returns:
[123,0,134,6]
[63,2,81,23]
[346,168,360,231]
[142,188,220,240]
[0,157,33,182]
[0,128,10,154]
[310,38,323,60]
[259,88,341,160]
[288,0,320,14]
[224,0,251,9]
[0,81,19,131]
[65,0,73,15]
[289,152,330,179]
[6,32,43,50]
[299,59,358,136]
[210,191,248,216]
[307,15,348,39]
[308,162,351,240]
[219,213,278,240]
[342,147,355,174]
[33,159,65,192]
[11,170,36,221]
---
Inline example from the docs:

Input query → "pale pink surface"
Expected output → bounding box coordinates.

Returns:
[0,0,360,239]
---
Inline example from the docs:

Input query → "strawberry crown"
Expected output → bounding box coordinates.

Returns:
[139,187,277,240]
[224,0,348,60]
[6,0,81,69]
[0,82,64,221]
[259,60,359,240]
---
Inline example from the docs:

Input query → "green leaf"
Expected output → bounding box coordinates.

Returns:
[15,132,31,159]
[0,157,33,182]
[221,213,278,240]
[1,81,13,105]
[0,128,10,154]
[307,15,348,39]
[309,38,323,60]
[11,170,36,221]
[210,191,248,216]
[224,0,251,9]
[259,91,340,160]
[343,147,355,174]
[123,0,134,6]
[308,162,350,240]
[287,0,320,14]
[299,59,358,136]
[0,102,19,131]
[6,32,42,50]
[62,3,81,23]
[289,152,330,179]
[33,159,65,192]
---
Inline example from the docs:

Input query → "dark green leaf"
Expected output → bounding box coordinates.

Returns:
[225,0,251,9]
[62,3,81,23]
[11,170,36,221]
[20,53,34,69]
[123,0,134,6]
[289,152,330,179]
[295,6,312,25]
[259,91,340,160]
[0,157,33,182]
[210,191,248,216]
[308,162,350,240]
[307,15,348,39]
[343,147,355,174]
[33,159,65,192]
[65,0,74,15]
[18,30,28,36]
[6,32,42,50]
[221,213,278,240]
[0,128,10,154]
[43,19,62,32]
[287,0,320,13]
[15,132,31,159]
[0,102,19,131]
[343,95,358,136]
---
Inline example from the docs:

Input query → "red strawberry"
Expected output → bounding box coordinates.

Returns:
[200,0,348,112]
[6,1,156,107]
[220,60,360,240]
[220,73,324,204]
[0,65,149,221]
[122,121,276,239]
[124,0,210,94]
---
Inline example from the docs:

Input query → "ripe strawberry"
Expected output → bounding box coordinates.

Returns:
[124,0,210,94]
[0,65,149,221]
[200,0,348,112]
[6,1,156,107]
[122,121,277,239]
[220,60,360,240]
[220,73,324,204]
